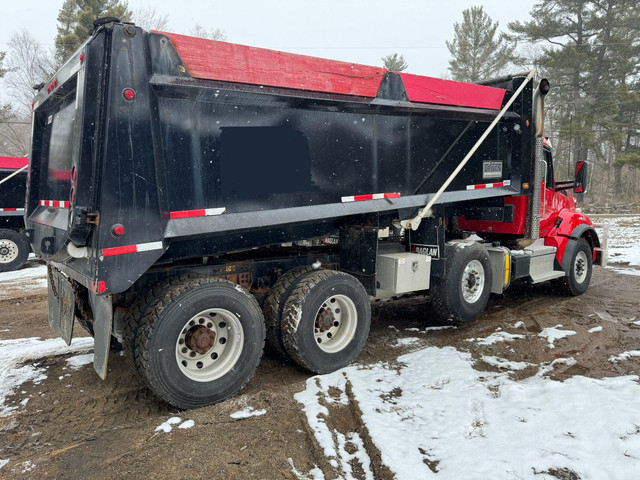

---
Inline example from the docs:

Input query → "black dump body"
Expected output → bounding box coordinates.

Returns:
[26,22,535,296]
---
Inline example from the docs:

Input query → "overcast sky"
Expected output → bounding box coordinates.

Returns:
[1,0,536,80]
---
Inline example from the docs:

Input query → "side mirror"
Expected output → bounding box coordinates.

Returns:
[574,161,588,194]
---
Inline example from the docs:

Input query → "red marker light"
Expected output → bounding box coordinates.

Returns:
[123,89,135,101]
[79,53,84,63]
[113,225,125,236]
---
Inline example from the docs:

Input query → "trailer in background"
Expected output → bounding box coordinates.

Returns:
[0,157,29,272]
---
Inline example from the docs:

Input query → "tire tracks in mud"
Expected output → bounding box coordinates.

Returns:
[0,354,171,472]
[298,374,395,480]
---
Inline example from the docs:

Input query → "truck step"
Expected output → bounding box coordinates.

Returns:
[524,240,564,284]
[528,270,566,283]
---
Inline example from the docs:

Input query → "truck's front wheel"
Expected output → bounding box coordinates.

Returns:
[430,242,493,323]
[134,277,265,409]
[561,239,593,296]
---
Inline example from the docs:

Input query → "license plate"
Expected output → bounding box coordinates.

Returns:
[47,267,76,345]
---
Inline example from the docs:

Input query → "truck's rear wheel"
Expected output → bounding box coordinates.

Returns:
[0,229,29,272]
[430,242,492,323]
[263,265,317,358]
[281,270,370,374]
[134,277,265,409]
[561,239,592,296]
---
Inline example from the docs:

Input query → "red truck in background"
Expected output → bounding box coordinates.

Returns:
[0,157,30,272]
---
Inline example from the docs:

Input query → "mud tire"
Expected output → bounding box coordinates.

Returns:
[561,239,592,296]
[281,270,370,374]
[430,242,492,323]
[0,228,29,273]
[133,276,265,409]
[263,265,317,358]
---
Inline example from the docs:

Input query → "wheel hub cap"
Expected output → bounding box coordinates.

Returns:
[175,308,244,382]
[0,240,18,263]
[316,308,335,332]
[462,260,485,304]
[185,326,216,354]
[313,294,358,353]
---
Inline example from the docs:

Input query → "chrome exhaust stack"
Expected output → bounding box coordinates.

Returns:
[525,79,550,241]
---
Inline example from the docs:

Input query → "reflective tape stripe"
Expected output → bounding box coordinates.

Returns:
[0,208,24,212]
[40,200,70,208]
[169,207,226,219]
[341,192,400,203]
[466,180,511,190]
[102,241,163,257]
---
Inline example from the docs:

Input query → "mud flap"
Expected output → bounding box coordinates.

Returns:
[89,292,113,380]
[47,267,76,346]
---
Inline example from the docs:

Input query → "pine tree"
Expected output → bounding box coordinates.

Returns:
[509,0,640,198]
[381,53,408,72]
[55,0,132,65]
[446,6,514,82]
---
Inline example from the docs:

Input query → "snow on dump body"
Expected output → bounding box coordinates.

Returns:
[295,346,640,479]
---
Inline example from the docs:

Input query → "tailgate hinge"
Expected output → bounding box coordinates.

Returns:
[86,212,100,225]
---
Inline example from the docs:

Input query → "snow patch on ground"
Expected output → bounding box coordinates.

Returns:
[406,326,456,334]
[588,326,603,333]
[481,356,534,371]
[296,346,640,479]
[155,416,194,432]
[288,458,325,480]
[0,337,94,416]
[395,337,420,347]
[538,325,576,348]
[0,264,48,299]
[0,265,47,282]
[596,216,640,269]
[465,331,526,346]
[230,407,267,419]
[609,351,640,363]
[178,419,195,429]
[65,353,94,369]
[607,266,640,276]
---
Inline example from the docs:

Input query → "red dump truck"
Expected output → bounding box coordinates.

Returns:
[0,157,30,271]
[25,20,606,408]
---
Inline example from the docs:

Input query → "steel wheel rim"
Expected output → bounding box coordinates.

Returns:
[0,239,19,264]
[313,294,358,353]
[574,251,588,284]
[175,308,244,382]
[462,259,485,304]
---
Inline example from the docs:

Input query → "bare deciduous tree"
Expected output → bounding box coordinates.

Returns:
[190,24,227,41]
[133,6,170,31]
[4,30,56,115]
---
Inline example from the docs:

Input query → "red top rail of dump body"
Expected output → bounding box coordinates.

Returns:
[155,32,507,111]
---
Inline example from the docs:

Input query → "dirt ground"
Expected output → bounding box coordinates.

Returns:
[1,262,640,479]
